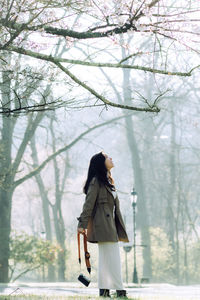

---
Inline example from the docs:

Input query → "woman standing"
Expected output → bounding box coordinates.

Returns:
[77,152,129,298]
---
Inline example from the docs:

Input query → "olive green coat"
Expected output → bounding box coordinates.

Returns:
[77,177,129,243]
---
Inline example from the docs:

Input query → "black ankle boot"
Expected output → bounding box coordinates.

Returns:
[116,289,128,298]
[99,289,110,297]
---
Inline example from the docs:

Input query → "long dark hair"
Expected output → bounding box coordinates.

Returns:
[83,152,115,194]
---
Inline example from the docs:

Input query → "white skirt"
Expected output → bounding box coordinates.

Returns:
[98,242,124,290]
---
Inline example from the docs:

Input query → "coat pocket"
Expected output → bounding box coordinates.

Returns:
[98,198,111,219]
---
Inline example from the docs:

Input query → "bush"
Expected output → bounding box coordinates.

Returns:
[150,227,176,283]
[9,231,61,282]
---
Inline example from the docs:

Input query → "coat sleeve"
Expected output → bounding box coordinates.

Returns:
[77,177,99,229]
[115,196,126,226]
[115,195,129,242]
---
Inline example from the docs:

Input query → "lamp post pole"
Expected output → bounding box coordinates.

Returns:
[123,245,132,283]
[131,188,138,284]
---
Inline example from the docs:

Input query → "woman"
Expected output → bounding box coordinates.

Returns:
[77,152,129,298]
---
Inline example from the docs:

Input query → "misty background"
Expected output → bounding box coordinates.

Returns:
[0,0,200,286]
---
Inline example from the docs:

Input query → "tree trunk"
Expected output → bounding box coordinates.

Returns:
[0,79,43,281]
[52,205,66,281]
[52,166,66,281]
[0,189,13,282]
[124,115,152,279]
[167,110,176,248]
[30,137,55,281]
[183,240,188,284]
[122,66,152,279]
[0,69,13,282]
[50,120,67,281]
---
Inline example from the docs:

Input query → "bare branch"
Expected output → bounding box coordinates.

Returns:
[54,60,160,112]
[152,9,200,18]
[8,46,194,77]
[119,50,161,64]
[13,114,135,188]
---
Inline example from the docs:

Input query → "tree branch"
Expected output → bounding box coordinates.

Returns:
[7,46,193,77]
[11,112,44,178]
[54,60,160,112]
[13,114,134,188]
[5,46,161,112]
[0,17,137,40]
[12,264,41,283]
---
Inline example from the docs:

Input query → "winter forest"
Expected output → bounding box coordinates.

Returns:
[0,0,200,287]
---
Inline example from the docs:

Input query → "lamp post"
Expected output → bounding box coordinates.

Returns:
[123,245,132,283]
[131,188,138,284]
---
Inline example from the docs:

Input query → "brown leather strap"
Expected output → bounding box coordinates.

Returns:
[78,231,91,274]
[77,232,81,264]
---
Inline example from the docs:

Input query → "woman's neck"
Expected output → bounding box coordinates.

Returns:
[107,171,114,185]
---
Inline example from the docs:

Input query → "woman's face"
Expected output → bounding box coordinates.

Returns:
[103,153,114,170]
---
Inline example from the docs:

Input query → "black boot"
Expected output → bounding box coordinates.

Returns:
[116,289,128,298]
[99,289,110,297]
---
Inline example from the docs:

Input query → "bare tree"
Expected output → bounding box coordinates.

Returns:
[0,68,44,282]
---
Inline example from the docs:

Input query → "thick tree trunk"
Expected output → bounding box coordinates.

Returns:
[0,189,12,282]
[122,66,152,279]
[0,52,48,282]
[0,87,43,282]
[0,68,13,282]
[124,116,152,279]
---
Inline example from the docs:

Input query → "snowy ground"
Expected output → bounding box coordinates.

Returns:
[0,282,200,299]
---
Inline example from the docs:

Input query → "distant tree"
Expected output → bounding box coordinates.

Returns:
[139,77,200,284]
[0,52,54,282]
[0,38,73,282]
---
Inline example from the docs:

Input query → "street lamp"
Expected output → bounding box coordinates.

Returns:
[131,188,138,284]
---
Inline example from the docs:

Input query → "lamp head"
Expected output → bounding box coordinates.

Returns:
[131,188,137,207]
